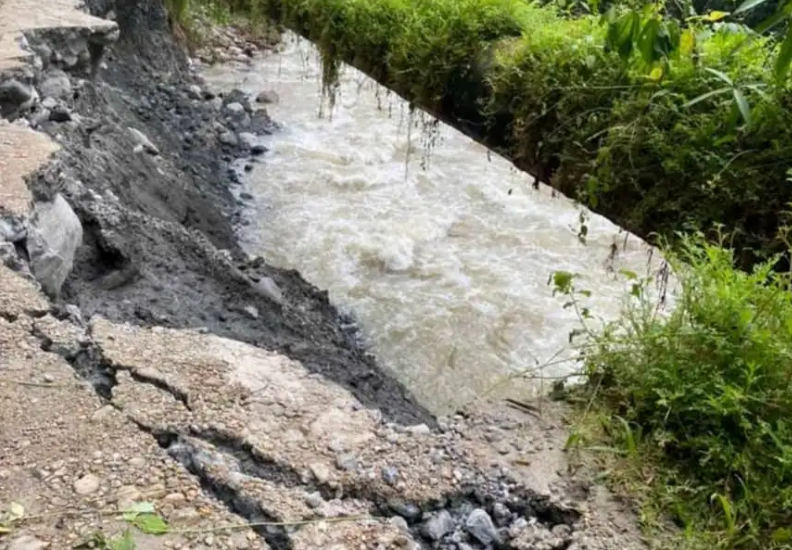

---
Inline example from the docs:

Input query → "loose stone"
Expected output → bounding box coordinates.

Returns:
[420,510,455,541]
[465,508,500,545]
[73,473,100,495]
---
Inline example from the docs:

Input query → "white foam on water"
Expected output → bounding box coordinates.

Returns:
[203,34,674,414]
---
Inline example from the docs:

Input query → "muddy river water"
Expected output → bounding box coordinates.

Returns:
[203,34,671,415]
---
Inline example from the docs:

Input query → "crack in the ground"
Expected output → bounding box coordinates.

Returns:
[0,311,18,323]
[124,368,192,411]
[184,426,581,549]
[130,422,294,550]
[26,312,581,550]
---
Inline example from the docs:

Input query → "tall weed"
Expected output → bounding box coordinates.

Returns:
[563,233,792,548]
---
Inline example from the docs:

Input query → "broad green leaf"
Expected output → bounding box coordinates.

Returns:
[131,514,169,535]
[609,11,641,60]
[680,28,696,55]
[682,87,731,108]
[732,88,751,125]
[755,0,792,33]
[704,67,734,85]
[550,270,575,294]
[638,18,661,64]
[775,25,792,80]
[661,19,682,54]
[109,530,136,550]
[619,269,639,280]
[735,0,773,14]
[704,10,731,21]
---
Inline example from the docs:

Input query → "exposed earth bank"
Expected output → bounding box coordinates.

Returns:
[0,1,646,549]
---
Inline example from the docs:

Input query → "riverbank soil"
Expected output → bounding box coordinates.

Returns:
[0,0,648,549]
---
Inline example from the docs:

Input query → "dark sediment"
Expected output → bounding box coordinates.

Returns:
[18,0,433,425]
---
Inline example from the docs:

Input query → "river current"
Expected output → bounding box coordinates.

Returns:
[203,34,671,414]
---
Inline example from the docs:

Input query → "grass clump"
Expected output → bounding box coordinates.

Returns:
[558,233,792,549]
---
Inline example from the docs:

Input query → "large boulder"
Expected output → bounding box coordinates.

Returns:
[26,193,83,298]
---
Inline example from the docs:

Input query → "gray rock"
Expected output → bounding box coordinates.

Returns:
[389,516,409,532]
[218,131,238,147]
[335,452,358,471]
[304,491,324,508]
[309,462,331,484]
[381,465,399,485]
[406,423,431,435]
[186,84,203,100]
[0,215,26,242]
[225,102,245,114]
[253,276,284,305]
[420,510,455,541]
[465,509,500,545]
[8,534,49,550]
[49,105,72,122]
[389,500,421,521]
[552,524,572,538]
[41,97,58,110]
[0,79,35,108]
[128,127,160,155]
[40,70,72,100]
[73,473,100,495]
[255,90,279,104]
[242,305,259,319]
[238,132,257,150]
[26,194,83,298]
[493,502,511,525]
[29,108,51,127]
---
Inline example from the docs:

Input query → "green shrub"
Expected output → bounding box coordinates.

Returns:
[565,234,792,548]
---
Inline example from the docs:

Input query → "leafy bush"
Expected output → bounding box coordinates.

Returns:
[561,234,792,549]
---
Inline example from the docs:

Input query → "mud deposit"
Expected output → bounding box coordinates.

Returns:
[12,0,431,426]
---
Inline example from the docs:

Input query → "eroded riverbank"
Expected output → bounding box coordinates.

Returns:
[1,2,647,549]
[201,34,671,414]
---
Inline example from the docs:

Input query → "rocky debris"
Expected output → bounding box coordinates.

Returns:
[0,2,648,550]
[188,22,279,66]
[78,317,611,550]
[26,193,83,298]
[421,510,455,541]
[255,90,279,104]
[0,310,267,549]
[39,68,72,100]
[465,508,500,545]
[0,122,59,217]
[219,130,239,147]
[0,79,37,118]
[128,126,160,155]
[3,0,411,431]
[0,264,48,318]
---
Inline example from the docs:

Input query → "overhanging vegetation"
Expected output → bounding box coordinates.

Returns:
[252,0,792,269]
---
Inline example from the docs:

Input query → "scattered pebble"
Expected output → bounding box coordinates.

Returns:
[73,473,100,495]
[465,508,500,545]
[420,510,455,541]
